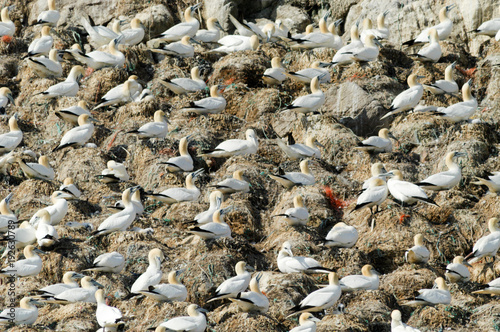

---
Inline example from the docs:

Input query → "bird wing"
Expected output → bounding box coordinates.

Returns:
[216,274,249,295]
[391,87,422,111]
[60,124,93,146]
[340,275,373,290]
[388,180,428,200]
[300,286,339,307]
[419,169,460,187]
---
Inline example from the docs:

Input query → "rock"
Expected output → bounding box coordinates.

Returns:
[136,4,175,39]
[275,5,310,32]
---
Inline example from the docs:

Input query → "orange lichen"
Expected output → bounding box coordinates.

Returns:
[324,186,348,211]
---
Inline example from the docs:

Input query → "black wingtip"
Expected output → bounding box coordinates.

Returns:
[402,39,415,46]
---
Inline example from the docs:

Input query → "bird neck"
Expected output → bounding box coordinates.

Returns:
[444,66,454,82]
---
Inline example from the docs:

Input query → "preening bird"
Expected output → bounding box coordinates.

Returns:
[445,256,471,283]
[130,248,164,294]
[401,277,451,307]
[29,191,71,227]
[35,209,58,247]
[405,234,430,264]
[194,17,223,43]
[0,6,15,37]
[92,187,138,236]
[95,289,124,331]
[228,275,269,313]
[96,160,130,183]
[276,134,322,160]
[0,87,14,114]
[277,241,333,274]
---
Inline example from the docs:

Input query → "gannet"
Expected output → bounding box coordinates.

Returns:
[134,88,153,102]
[416,152,466,191]
[272,195,309,226]
[95,289,124,331]
[290,18,343,50]
[53,114,94,152]
[59,177,81,200]
[270,160,315,189]
[0,220,35,252]
[35,271,84,296]
[194,17,223,43]
[278,241,333,274]
[362,163,388,190]
[33,0,59,26]
[410,28,441,62]
[157,304,207,332]
[41,276,103,303]
[210,170,250,194]
[72,37,125,69]
[27,49,62,78]
[323,222,358,248]
[157,137,193,173]
[160,66,206,94]
[186,190,223,225]
[108,188,143,215]
[471,18,500,36]
[331,23,363,66]
[96,160,130,183]
[290,24,314,40]
[344,34,382,62]
[466,218,500,264]
[157,4,202,41]
[0,297,41,325]
[207,261,252,302]
[362,11,390,40]
[151,35,199,57]
[228,13,265,38]
[229,275,269,313]
[352,178,388,215]
[380,74,424,119]
[0,193,16,232]
[93,187,138,236]
[472,171,500,194]
[94,75,142,109]
[405,234,430,264]
[340,265,379,291]
[472,276,500,295]
[188,208,231,240]
[0,87,14,113]
[211,34,260,53]
[0,6,15,37]
[359,18,374,43]
[127,110,168,139]
[403,5,456,46]
[0,116,22,155]
[276,134,322,160]
[287,272,341,317]
[130,248,164,293]
[401,277,451,306]
[263,57,286,86]
[35,210,58,247]
[80,17,120,48]
[0,245,43,277]
[16,155,55,181]
[391,310,421,332]
[83,251,125,273]
[199,128,258,158]
[423,62,458,95]
[139,271,187,302]
[386,170,438,207]
[119,18,144,45]
[290,312,320,332]
[37,65,85,98]
[285,76,325,114]
[284,61,331,84]
[432,79,477,122]
[146,169,203,203]
[26,26,53,57]
[30,191,71,227]
[445,256,471,283]
[0,151,14,175]
[179,85,226,115]
[55,101,91,125]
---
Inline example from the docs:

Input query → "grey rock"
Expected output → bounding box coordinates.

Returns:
[136,4,175,39]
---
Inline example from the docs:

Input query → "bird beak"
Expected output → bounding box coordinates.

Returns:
[315,140,324,148]
[381,171,394,177]
[215,21,225,32]
[92,280,105,288]
[119,20,126,25]
[198,307,209,313]
[374,38,384,48]
[317,61,332,68]
[5,193,14,204]
[7,5,15,12]
[191,3,202,12]
[7,93,14,104]
[266,30,272,43]
[311,317,321,322]
[73,273,85,279]
[383,10,390,17]
[451,61,457,68]
[372,269,382,276]
[89,117,100,123]
[416,75,426,80]
[466,78,473,86]
[286,248,294,257]
[175,268,186,276]
[463,260,472,267]
[192,169,204,178]
[34,248,46,255]
[30,299,44,305]
[446,4,456,11]
[246,265,255,272]
[334,19,343,27]
[388,132,399,142]
[322,11,330,21]
[189,37,202,45]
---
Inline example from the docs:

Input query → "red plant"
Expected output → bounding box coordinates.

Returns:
[1,35,12,43]
[324,186,348,212]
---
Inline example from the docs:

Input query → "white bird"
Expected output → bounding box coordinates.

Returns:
[352,177,388,214]
[472,171,500,194]
[405,234,430,264]
[146,169,203,204]
[401,277,451,306]
[289,312,321,332]
[323,222,358,248]
[194,17,222,43]
[287,272,341,317]
[41,276,103,303]
[0,116,22,155]
[433,79,477,122]
[284,61,331,84]
[410,28,441,62]
[16,155,55,181]
[53,114,94,152]
[345,33,382,62]
[119,18,144,45]
[157,137,193,173]
[263,57,286,86]
[160,66,206,95]
[211,34,260,53]
[386,170,438,207]
[96,160,130,183]
[272,195,309,226]
[0,221,36,256]
[0,6,15,37]
[278,241,333,274]
[416,152,466,191]
[72,37,125,70]
[139,270,187,302]
[127,110,168,139]
[466,218,500,264]
[361,12,390,40]
[229,275,269,313]
[35,210,58,247]
[157,304,207,332]
[391,310,421,332]
[0,150,14,175]
[0,245,43,277]
[199,128,258,158]
[472,18,500,36]
[27,48,62,78]
[359,18,375,43]
[187,190,223,225]
[331,22,364,66]
[228,13,265,38]
[55,100,91,125]
[276,134,322,160]
[472,276,500,295]
[35,271,84,296]
[83,251,125,273]
[151,35,199,58]
[95,289,124,331]
[188,208,231,240]
[381,74,425,119]
[445,256,471,283]
[269,160,315,189]
[290,14,340,50]
[134,88,153,102]
[180,85,226,115]
[33,0,59,26]
[59,177,81,200]
[93,187,138,236]
[285,76,325,114]
[210,169,249,194]
[80,17,120,48]
[26,26,53,57]
[0,193,16,232]
[0,297,41,325]
[94,75,142,109]
[107,188,143,216]
[207,261,252,302]
[423,62,458,95]
[130,248,164,294]
[37,65,85,98]
[157,4,202,41]
[403,5,456,46]
[340,265,379,291]
[362,163,388,190]
[0,87,14,114]
[30,191,71,227]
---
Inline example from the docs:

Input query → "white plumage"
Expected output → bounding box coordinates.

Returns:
[276,134,322,160]
[0,297,41,325]
[93,187,138,236]
[34,0,59,26]
[151,35,197,58]
[273,195,309,226]
[188,208,231,240]
[194,17,222,43]
[340,265,379,291]
[146,169,202,204]
[467,218,500,264]
[381,74,424,119]
[270,160,315,189]
[278,241,332,274]
[53,114,94,151]
[199,128,259,158]
[189,190,223,225]
[180,85,226,115]
[423,62,458,95]
[157,304,207,332]
[16,155,55,181]
[433,79,477,122]
[386,170,437,207]
[472,18,500,36]
[401,277,451,306]
[97,160,130,183]
[0,87,14,113]
[139,271,187,302]
[59,177,81,200]
[120,18,144,45]
[42,276,103,303]
[27,26,53,57]
[211,34,260,53]
[362,163,388,190]
[36,271,84,296]
[158,4,201,41]
[0,245,43,277]
[347,33,382,62]
[286,76,325,114]
[80,17,120,48]
[83,251,125,273]
[411,28,441,62]
[30,191,71,227]
[207,261,252,302]
[228,14,265,38]
[0,116,22,155]
[445,256,471,283]
[211,169,249,194]
[355,128,394,153]
[391,310,421,332]
[55,100,91,125]
[263,57,287,85]
[130,248,164,294]
[1,221,35,256]
[95,289,123,331]
[38,65,85,98]
[403,5,455,46]
[471,171,500,194]
[0,193,16,233]
[353,177,388,214]
[35,210,58,247]
[72,37,125,70]
[284,61,331,84]
[289,313,321,332]
[127,110,168,139]
[228,275,269,313]
[27,49,62,78]
[158,137,193,173]
[160,66,206,94]
[416,152,466,191]
[472,276,500,295]
[324,222,358,248]
[0,7,15,37]
[405,234,430,264]
[331,23,363,66]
